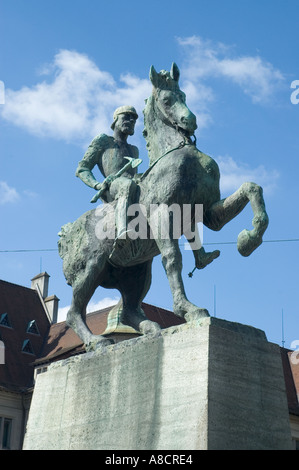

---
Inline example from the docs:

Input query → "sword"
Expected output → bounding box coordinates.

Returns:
[90,156,142,203]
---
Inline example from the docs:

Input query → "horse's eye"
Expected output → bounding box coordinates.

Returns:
[162,96,173,106]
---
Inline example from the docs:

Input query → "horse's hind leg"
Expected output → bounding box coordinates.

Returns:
[66,262,114,351]
[205,182,269,256]
[106,260,161,335]
[121,260,161,334]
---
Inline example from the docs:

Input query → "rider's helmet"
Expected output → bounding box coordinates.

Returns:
[111,105,138,130]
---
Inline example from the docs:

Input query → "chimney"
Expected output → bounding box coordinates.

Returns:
[44,295,60,324]
[31,272,59,324]
[31,272,50,299]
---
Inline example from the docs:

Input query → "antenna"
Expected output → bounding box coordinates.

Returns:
[214,285,216,317]
[281,308,285,348]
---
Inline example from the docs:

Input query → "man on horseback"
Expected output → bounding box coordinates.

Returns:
[76,105,140,257]
[59,64,268,350]
[76,105,219,269]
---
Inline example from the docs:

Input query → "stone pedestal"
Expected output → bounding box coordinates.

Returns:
[23,317,293,450]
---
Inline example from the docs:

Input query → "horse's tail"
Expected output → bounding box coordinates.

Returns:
[57,222,73,260]
[57,213,92,285]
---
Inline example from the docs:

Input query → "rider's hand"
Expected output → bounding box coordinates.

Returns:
[94,182,102,190]
[105,174,117,185]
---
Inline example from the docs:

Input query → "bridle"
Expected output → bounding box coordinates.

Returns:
[140,98,197,182]
[139,134,196,182]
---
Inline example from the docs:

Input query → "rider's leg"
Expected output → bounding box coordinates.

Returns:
[110,177,137,239]
[185,220,220,269]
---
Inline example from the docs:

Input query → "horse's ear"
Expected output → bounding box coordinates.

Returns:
[170,62,180,82]
[149,65,159,87]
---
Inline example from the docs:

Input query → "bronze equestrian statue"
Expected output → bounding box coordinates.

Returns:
[58,63,268,350]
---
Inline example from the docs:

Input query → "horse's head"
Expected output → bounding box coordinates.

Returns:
[149,63,197,138]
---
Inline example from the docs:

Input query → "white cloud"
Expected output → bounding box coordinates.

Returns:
[22,189,38,199]
[216,155,279,195]
[1,50,151,145]
[0,181,19,204]
[86,297,119,313]
[57,296,119,323]
[0,41,285,145]
[178,36,285,104]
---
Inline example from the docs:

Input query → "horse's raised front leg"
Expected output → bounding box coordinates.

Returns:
[204,182,269,256]
[155,237,209,322]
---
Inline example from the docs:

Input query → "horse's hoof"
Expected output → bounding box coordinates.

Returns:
[139,320,161,335]
[184,308,210,322]
[237,229,262,257]
[85,336,114,352]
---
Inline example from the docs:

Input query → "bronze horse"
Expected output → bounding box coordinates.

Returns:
[58,63,268,350]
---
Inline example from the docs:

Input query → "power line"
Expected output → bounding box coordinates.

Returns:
[0,249,58,253]
[0,238,299,253]
[204,238,299,246]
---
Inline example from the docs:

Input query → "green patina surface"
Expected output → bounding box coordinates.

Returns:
[58,63,269,350]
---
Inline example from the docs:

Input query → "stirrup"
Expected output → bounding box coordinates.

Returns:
[109,229,133,260]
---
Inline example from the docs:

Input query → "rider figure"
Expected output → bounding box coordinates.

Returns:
[76,105,219,270]
[76,105,139,252]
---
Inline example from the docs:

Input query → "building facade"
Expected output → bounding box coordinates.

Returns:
[0,273,57,449]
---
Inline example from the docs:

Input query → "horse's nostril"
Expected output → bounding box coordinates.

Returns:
[181,115,197,131]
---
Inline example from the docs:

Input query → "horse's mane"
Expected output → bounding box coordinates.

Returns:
[143,68,182,163]
[142,95,153,156]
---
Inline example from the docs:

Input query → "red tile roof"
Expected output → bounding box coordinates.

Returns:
[0,280,51,391]
[281,347,299,416]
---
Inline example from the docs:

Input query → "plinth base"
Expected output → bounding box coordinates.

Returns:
[23,317,293,450]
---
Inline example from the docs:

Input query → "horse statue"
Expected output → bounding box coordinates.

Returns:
[58,63,269,350]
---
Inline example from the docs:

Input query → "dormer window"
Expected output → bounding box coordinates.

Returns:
[22,339,34,355]
[0,313,11,328]
[26,320,40,335]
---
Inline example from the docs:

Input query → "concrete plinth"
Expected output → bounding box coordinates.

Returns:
[23,317,293,450]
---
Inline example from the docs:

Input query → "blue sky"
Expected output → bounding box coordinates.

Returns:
[0,0,298,347]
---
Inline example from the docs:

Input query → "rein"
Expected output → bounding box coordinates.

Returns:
[139,133,196,182]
